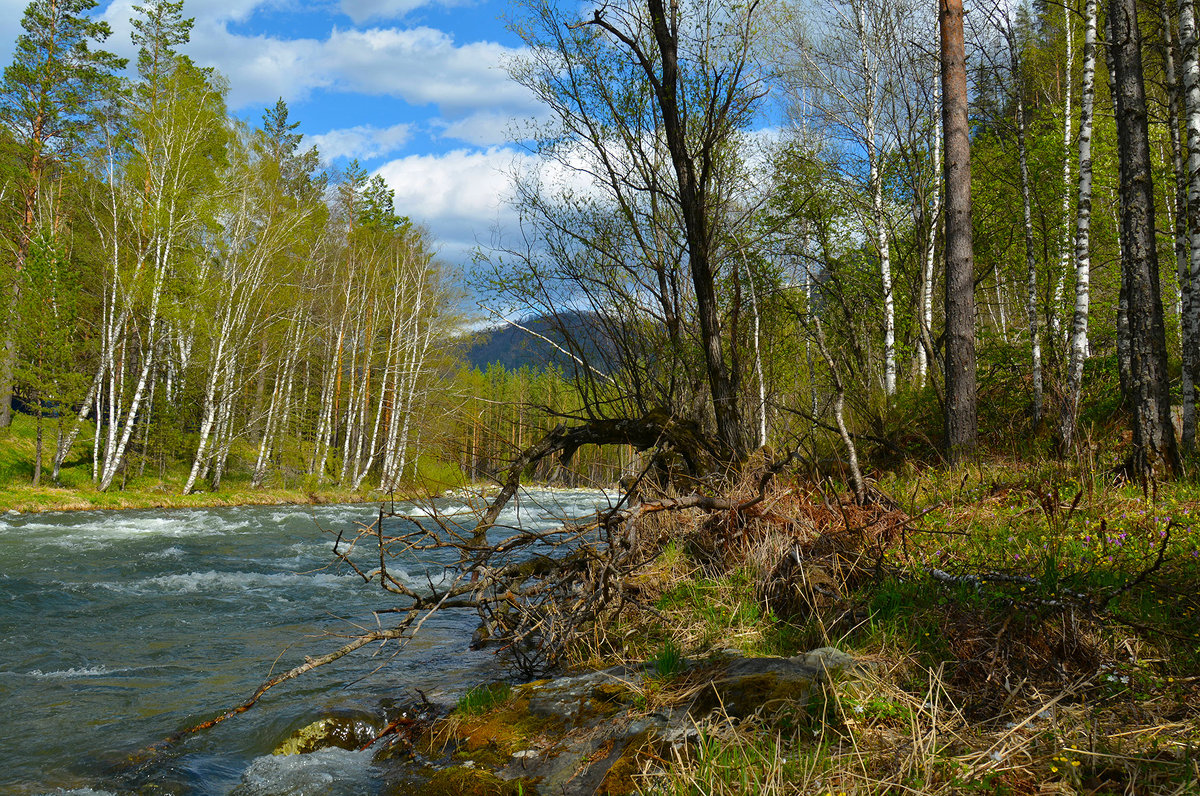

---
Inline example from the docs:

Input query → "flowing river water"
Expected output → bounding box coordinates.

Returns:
[0,488,612,795]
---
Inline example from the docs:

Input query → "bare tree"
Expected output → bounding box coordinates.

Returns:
[485,0,767,469]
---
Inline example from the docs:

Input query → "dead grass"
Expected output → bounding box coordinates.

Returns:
[606,459,1200,795]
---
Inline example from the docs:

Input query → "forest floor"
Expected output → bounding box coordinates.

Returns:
[522,454,1200,795]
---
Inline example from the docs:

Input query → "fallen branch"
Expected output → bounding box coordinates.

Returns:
[139,625,414,760]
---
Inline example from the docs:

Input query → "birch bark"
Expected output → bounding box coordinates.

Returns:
[1059,0,1099,451]
[1177,0,1200,451]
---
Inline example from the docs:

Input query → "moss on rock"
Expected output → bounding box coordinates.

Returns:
[272,715,380,755]
[424,766,536,796]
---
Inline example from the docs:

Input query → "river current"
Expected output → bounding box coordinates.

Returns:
[0,488,612,795]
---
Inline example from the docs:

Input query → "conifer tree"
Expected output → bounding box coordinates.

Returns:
[0,0,124,427]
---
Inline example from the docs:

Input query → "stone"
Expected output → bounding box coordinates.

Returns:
[380,648,865,796]
[272,714,381,756]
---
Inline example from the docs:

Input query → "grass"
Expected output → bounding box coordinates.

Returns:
[588,453,1200,795]
[455,683,514,717]
[0,412,466,511]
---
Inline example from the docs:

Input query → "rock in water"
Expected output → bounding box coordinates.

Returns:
[273,715,381,756]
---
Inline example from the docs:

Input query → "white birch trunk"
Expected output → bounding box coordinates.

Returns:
[1052,10,1074,342]
[1059,0,1099,451]
[858,3,895,397]
[919,86,941,387]
[1177,0,1200,451]
[1017,88,1043,427]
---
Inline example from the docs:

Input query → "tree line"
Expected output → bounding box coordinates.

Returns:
[3,0,1198,497]
[478,0,1200,484]
[0,0,464,493]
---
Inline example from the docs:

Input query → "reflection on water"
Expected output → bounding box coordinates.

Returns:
[0,488,612,795]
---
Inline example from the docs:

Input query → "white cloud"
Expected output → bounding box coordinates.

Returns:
[375,145,532,261]
[96,1,540,124]
[309,122,413,161]
[434,109,529,146]
[340,0,437,25]
[320,27,533,115]
[374,142,599,267]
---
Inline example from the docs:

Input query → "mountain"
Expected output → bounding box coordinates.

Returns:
[460,311,615,372]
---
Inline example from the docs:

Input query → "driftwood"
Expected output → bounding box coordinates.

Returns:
[136,412,757,761]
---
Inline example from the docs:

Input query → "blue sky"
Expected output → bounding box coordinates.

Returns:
[0,0,553,269]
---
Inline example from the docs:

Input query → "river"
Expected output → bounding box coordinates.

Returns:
[0,488,612,795]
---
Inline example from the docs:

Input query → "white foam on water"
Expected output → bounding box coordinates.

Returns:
[136,570,357,594]
[144,545,185,559]
[38,789,117,796]
[399,502,475,518]
[235,748,376,795]
[26,666,129,678]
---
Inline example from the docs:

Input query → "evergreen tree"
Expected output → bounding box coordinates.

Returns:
[0,0,124,428]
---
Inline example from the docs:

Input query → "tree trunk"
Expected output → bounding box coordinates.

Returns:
[919,84,942,388]
[1108,0,1182,477]
[1016,85,1043,428]
[646,0,744,460]
[1059,0,1099,452]
[1178,0,1200,452]
[1164,0,1194,453]
[1052,9,1074,345]
[857,3,895,398]
[941,0,977,463]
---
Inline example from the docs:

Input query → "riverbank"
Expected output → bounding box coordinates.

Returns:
[0,481,382,513]
[0,412,464,513]
[352,458,1200,794]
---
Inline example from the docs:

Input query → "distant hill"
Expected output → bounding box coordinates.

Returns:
[461,311,615,372]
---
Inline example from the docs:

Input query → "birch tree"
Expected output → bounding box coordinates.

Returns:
[1108,0,1181,477]
[1058,0,1099,452]
[787,0,905,398]
[96,8,226,491]
[1178,0,1200,452]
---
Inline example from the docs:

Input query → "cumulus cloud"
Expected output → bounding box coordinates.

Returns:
[96,1,540,125]
[309,122,414,161]
[375,145,531,260]
[320,27,532,115]
[374,142,600,268]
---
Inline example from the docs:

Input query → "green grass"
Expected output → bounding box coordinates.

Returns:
[454,683,513,716]
[610,453,1200,794]
[651,639,686,679]
[0,412,452,511]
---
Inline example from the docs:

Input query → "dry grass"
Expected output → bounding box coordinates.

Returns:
[601,461,1200,795]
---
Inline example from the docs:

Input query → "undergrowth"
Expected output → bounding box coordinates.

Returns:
[598,457,1200,795]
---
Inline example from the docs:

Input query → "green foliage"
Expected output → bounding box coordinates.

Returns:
[651,639,686,680]
[455,683,512,717]
[0,0,125,164]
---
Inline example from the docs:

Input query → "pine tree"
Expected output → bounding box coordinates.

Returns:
[0,0,124,428]
[941,0,977,463]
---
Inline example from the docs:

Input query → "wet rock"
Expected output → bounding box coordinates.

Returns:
[272,713,381,756]
[380,647,865,796]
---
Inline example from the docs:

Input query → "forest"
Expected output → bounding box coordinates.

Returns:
[0,0,1195,502]
[3,0,1200,790]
